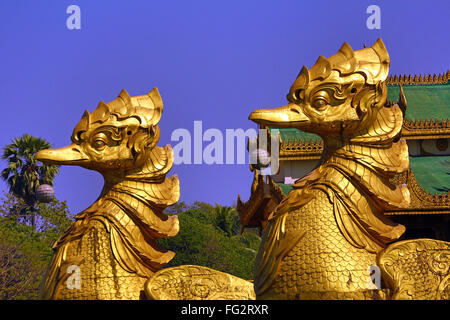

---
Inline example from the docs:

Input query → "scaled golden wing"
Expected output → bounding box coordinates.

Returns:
[253,188,313,296]
[378,239,450,300]
[145,265,255,300]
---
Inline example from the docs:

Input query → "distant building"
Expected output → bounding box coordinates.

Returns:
[238,71,450,241]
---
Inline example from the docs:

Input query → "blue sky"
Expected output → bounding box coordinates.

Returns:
[0,0,448,214]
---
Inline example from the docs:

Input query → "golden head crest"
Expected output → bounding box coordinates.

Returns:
[250,39,393,140]
[72,88,163,142]
[37,88,170,174]
[288,38,390,95]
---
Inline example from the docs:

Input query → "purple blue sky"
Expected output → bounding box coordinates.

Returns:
[0,1,449,214]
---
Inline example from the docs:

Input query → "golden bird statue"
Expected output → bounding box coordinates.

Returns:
[247,38,450,300]
[36,88,180,299]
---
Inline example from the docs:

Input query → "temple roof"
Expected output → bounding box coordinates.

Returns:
[275,128,320,145]
[387,84,449,121]
[410,156,450,194]
[274,156,449,196]
[270,127,321,146]
[237,164,449,234]
[277,183,293,195]
[268,71,450,145]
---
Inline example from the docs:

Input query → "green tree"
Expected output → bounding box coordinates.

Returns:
[212,204,240,236]
[0,217,49,299]
[158,203,261,280]
[0,191,73,299]
[164,201,189,215]
[1,134,59,230]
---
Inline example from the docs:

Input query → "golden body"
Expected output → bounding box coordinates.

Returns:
[45,220,148,300]
[268,189,378,299]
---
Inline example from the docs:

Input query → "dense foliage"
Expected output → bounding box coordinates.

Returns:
[159,202,261,280]
[0,195,260,299]
[0,192,72,299]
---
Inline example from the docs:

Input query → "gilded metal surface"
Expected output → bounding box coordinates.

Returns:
[36,88,179,299]
[145,265,255,300]
[249,39,417,299]
[378,239,450,299]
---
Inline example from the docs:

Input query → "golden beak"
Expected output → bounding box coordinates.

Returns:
[249,103,309,127]
[35,144,88,165]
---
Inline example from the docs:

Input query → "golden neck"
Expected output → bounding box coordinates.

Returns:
[63,147,180,275]
[75,145,180,238]
[287,104,410,252]
[318,104,410,209]
[321,137,410,207]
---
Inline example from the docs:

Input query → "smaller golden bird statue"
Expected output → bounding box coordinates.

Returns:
[36,88,180,299]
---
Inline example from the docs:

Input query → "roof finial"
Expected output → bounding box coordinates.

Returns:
[398,85,407,117]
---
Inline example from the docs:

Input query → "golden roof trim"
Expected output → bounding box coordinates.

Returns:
[280,139,323,159]
[237,171,285,230]
[385,210,450,216]
[279,155,321,161]
[386,71,449,86]
[402,118,450,138]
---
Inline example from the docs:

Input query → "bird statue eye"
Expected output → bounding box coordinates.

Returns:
[312,98,328,109]
[93,139,106,149]
[311,90,330,110]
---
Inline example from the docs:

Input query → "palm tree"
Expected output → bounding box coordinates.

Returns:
[1,134,59,230]
[212,205,240,236]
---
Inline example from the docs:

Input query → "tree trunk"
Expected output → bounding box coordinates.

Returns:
[31,211,36,232]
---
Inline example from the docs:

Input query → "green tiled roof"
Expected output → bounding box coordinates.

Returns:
[277,183,293,194]
[387,83,450,120]
[409,156,450,194]
[269,82,449,145]
[269,127,321,144]
[276,156,450,195]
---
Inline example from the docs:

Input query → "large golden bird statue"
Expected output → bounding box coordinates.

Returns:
[247,38,449,300]
[36,88,180,299]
